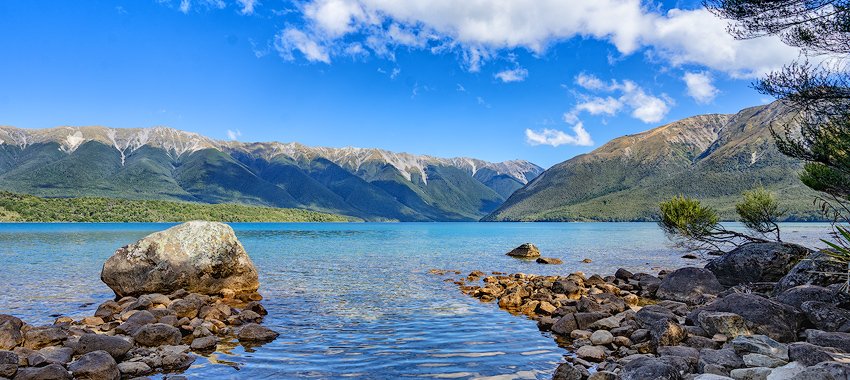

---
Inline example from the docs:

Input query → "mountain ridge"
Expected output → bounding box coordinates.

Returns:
[484,101,825,222]
[0,125,543,221]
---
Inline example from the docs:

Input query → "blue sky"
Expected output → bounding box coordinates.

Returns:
[0,1,801,168]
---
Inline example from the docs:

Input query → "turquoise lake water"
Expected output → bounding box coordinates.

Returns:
[0,222,835,379]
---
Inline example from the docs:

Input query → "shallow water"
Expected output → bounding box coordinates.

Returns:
[0,222,834,379]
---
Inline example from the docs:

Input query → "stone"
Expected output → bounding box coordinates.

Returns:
[506,243,540,258]
[237,323,279,342]
[67,350,119,380]
[689,293,801,342]
[0,350,17,378]
[12,363,71,380]
[765,361,805,380]
[117,361,151,377]
[731,335,789,361]
[706,242,810,287]
[694,375,733,380]
[806,330,850,352]
[656,267,725,305]
[244,301,268,316]
[635,305,677,328]
[588,371,617,380]
[0,319,23,350]
[699,348,745,374]
[793,361,850,379]
[168,298,203,319]
[575,345,606,362]
[552,362,585,380]
[190,335,218,351]
[76,334,132,359]
[615,268,634,280]
[115,310,156,335]
[698,312,751,338]
[742,353,787,368]
[801,301,850,332]
[620,356,681,380]
[590,330,614,345]
[582,258,592,263]
[536,257,563,265]
[729,367,771,380]
[101,221,260,297]
[133,324,182,347]
[650,320,688,346]
[788,342,842,366]
[659,346,699,372]
[37,346,73,365]
[23,327,67,350]
[80,317,104,327]
[94,301,123,321]
[774,252,847,294]
[773,285,836,310]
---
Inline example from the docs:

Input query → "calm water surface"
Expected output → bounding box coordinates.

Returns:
[0,222,834,379]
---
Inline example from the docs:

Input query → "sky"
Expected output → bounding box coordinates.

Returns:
[0,0,803,168]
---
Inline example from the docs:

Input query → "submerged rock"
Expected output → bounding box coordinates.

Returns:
[506,243,540,258]
[237,323,279,342]
[101,221,260,297]
[536,257,563,265]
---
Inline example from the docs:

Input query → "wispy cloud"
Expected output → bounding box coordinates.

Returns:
[236,0,257,15]
[683,71,719,104]
[565,73,672,124]
[526,124,593,147]
[494,67,528,83]
[227,129,242,140]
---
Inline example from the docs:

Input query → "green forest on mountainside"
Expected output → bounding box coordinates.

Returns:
[0,192,354,222]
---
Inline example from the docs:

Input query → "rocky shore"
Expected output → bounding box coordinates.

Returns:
[0,222,279,380]
[442,242,850,379]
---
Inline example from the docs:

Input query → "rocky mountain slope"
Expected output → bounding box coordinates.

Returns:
[484,101,825,221]
[0,126,543,221]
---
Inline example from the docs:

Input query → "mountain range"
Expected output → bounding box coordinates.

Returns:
[0,101,826,222]
[485,101,824,221]
[0,126,542,221]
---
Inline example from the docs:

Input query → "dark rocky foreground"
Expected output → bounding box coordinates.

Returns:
[0,222,279,380]
[438,242,850,380]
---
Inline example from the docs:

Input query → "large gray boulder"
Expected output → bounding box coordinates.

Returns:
[656,267,724,305]
[689,293,801,342]
[705,242,811,287]
[774,251,847,294]
[101,221,259,297]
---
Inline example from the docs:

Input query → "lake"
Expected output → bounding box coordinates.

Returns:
[0,222,834,379]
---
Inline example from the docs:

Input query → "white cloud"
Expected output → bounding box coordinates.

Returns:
[495,67,528,83]
[683,71,719,104]
[271,0,802,76]
[179,0,191,13]
[236,0,257,15]
[227,129,242,140]
[275,28,331,63]
[526,124,593,147]
[565,74,672,124]
[575,72,607,91]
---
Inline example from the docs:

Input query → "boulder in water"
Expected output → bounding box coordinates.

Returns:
[101,221,259,297]
[506,243,540,258]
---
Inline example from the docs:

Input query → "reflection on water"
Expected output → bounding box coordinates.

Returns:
[0,222,833,379]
